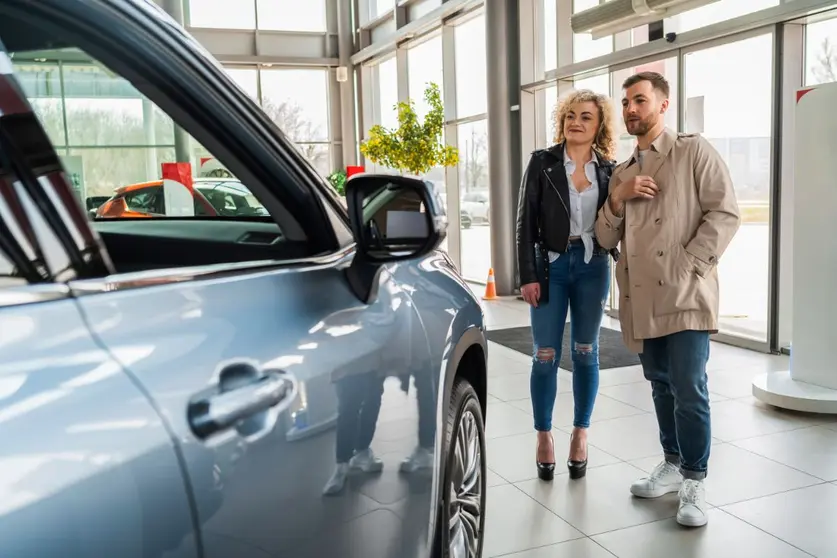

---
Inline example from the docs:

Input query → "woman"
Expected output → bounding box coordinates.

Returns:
[515,89,618,481]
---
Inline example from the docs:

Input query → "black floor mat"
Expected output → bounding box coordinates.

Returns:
[486,325,641,370]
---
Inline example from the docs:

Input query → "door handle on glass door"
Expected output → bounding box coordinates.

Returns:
[188,370,297,439]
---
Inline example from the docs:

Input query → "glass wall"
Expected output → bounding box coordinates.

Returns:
[221,66,334,176]
[407,33,447,219]
[805,14,837,86]
[358,8,490,281]
[683,33,774,342]
[373,56,399,133]
[573,0,613,62]
[14,60,176,199]
[666,0,779,34]
[408,34,444,120]
[261,69,332,176]
[187,0,327,31]
[454,13,490,282]
[457,119,490,281]
[454,16,488,119]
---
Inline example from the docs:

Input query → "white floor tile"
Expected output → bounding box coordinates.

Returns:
[486,467,509,488]
[485,401,538,440]
[563,413,666,462]
[592,509,810,558]
[733,425,837,481]
[483,484,582,557]
[488,341,533,365]
[723,483,837,558]
[516,462,679,536]
[488,353,531,378]
[502,538,616,558]
[712,398,829,442]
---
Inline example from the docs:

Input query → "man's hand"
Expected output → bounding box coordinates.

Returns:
[610,175,659,215]
[520,282,541,307]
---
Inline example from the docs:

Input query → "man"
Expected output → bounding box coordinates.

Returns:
[595,71,740,528]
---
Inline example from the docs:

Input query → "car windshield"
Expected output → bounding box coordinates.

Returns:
[196,180,269,217]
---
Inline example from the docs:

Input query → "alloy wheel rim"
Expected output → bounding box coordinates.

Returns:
[448,410,482,558]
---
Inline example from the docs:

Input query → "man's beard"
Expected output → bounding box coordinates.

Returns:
[626,117,653,136]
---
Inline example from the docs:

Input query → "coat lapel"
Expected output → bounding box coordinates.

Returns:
[640,128,676,181]
[542,143,570,217]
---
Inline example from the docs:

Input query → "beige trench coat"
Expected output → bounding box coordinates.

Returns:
[595,128,741,353]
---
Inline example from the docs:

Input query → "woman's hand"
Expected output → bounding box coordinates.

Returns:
[520,282,541,307]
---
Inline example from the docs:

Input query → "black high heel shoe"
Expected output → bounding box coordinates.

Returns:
[567,458,587,479]
[537,461,556,481]
[536,434,555,481]
[567,432,588,479]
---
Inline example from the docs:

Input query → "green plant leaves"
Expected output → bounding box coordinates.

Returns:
[359,82,459,176]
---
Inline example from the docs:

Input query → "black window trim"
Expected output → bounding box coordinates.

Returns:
[68,243,358,297]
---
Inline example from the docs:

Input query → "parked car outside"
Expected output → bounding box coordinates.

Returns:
[0,2,488,558]
[95,178,270,218]
[460,190,490,224]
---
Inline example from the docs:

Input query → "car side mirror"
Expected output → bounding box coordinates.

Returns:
[344,174,447,302]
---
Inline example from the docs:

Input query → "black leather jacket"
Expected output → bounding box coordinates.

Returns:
[515,143,618,303]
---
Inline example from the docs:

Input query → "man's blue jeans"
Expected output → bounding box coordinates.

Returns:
[529,244,610,431]
[639,330,712,480]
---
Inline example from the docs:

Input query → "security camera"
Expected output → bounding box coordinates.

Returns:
[665,32,677,43]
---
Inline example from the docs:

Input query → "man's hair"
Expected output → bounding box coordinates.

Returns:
[622,71,670,99]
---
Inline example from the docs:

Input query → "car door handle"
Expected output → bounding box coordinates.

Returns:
[188,370,296,439]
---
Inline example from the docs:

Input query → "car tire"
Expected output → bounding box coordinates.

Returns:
[439,377,486,558]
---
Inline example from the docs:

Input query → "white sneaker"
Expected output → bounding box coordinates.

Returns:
[630,460,683,499]
[677,479,708,527]
[399,446,434,473]
[322,463,349,496]
[349,448,384,473]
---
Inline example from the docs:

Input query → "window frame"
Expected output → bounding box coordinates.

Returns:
[0,0,357,300]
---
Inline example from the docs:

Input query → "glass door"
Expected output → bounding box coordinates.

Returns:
[682,31,774,345]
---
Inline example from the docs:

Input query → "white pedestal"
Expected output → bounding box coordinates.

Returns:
[753,371,837,414]
[752,83,837,412]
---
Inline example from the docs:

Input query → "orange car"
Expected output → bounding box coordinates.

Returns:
[95,178,269,218]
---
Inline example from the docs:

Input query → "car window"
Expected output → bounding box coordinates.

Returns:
[196,181,269,217]
[11,49,279,227]
[123,187,163,214]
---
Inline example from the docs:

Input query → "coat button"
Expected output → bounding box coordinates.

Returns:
[657,250,664,257]
[658,280,665,286]
[655,218,661,224]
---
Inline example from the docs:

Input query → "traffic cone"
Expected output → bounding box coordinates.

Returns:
[483,268,499,300]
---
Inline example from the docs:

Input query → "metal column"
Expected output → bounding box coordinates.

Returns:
[485,0,520,295]
[161,0,192,163]
[337,0,358,167]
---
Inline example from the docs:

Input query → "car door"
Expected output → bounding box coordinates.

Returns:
[0,66,198,557]
[0,2,438,557]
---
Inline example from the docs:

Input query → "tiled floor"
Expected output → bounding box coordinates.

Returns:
[474,289,837,558]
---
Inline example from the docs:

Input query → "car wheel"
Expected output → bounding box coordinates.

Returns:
[441,377,486,558]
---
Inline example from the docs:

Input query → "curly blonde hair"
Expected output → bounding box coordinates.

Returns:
[551,89,616,161]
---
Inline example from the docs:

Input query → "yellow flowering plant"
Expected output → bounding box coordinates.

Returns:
[360,82,459,176]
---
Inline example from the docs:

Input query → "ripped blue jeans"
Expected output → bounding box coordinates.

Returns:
[530,243,610,430]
